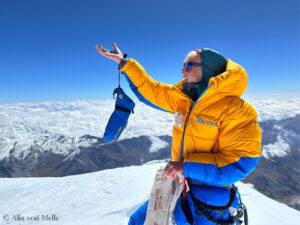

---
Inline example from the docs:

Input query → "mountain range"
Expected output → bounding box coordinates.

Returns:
[0,95,299,212]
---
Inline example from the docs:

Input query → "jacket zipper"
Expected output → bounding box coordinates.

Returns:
[180,104,193,161]
[179,82,214,162]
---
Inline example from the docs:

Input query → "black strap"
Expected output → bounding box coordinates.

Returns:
[180,196,194,224]
[189,186,246,225]
[115,105,133,114]
[190,185,237,211]
[118,53,128,70]
[192,206,243,225]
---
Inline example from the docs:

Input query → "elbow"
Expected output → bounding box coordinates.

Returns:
[218,156,260,185]
[184,156,260,186]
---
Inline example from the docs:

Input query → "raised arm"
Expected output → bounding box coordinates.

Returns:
[96,43,180,113]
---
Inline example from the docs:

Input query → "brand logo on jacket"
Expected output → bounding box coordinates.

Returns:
[196,118,218,127]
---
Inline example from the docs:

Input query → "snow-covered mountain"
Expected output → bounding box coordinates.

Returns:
[0,95,300,212]
[0,99,173,160]
[1,161,300,225]
[0,96,299,161]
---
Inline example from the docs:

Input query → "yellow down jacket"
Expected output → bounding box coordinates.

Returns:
[121,58,261,186]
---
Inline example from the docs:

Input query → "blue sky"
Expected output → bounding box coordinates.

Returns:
[0,0,299,103]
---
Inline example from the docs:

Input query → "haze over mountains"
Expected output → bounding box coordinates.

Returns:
[0,95,299,211]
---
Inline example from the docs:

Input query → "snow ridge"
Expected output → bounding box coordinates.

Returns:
[0,162,299,225]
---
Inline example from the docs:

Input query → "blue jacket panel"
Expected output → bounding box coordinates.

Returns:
[184,156,260,186]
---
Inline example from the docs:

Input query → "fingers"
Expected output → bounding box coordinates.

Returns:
[95,43,108,55]
[162,169,169,180]
[95,44,104,55]
[95,43,102,51]
[95,42,123,63]
[163,169,176,179]
[112,43,120,52]
[162,161,184,179]
[163,162,172,179]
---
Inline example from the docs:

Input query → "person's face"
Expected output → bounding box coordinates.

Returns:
[181,53,203,83]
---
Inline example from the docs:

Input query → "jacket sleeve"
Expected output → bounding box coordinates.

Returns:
[183,100,262,186]
[120,58,178,113]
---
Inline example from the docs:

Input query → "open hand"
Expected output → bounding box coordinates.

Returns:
[95,43,124,64]
[162,161,184,179]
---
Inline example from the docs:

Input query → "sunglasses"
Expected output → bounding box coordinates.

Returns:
[183,61,204,71]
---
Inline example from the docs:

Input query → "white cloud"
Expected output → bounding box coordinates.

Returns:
[0,95,299,160]
[262,135,290,159]
[148,136,169,153]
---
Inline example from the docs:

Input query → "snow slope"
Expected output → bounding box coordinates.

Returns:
[0,161,300,225]
[0,95,299,160]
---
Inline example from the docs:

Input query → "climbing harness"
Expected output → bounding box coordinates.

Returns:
[181,181,248,225]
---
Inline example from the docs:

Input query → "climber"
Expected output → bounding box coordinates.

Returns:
[96,43,261,225]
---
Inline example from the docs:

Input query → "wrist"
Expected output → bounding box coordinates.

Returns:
[117,57,123,64]
[118,58,127,70]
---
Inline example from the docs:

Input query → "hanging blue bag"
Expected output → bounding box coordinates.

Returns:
[103,87,135,142]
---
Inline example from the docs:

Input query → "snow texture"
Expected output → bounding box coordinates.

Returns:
[0,161,299,225]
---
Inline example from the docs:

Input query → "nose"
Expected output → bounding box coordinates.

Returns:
[182,68,188,80]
